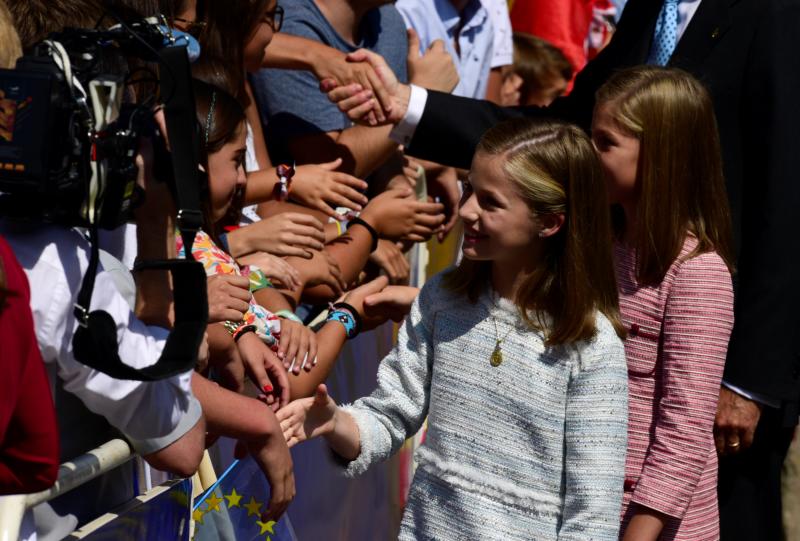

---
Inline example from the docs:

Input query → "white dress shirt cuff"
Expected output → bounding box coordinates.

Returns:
[722,381,781,408]
[389,85,428,147]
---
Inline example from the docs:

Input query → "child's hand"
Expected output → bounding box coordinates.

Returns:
[286,249,346,296]
[363,285,420,325]
[291,159,369,219]
[236,251,301,291]
[368,240,410,285]
[276,384,338,447]
[359,188,445,242]
[206,274,251,323]
[277,319,318,374]
[227,213,326,259]
[237,332,291,410]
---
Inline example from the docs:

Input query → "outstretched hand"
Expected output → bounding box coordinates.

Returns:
[407,29,459,93]
[277,384,338,447]
[292,159,369,218]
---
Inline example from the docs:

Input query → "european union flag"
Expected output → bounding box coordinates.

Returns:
[193,457,296,541]
[77,478,193,540]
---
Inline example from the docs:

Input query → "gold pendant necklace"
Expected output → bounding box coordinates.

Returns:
[490,316,513,367]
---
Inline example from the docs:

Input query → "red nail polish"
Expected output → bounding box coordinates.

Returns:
[263,384,273,393]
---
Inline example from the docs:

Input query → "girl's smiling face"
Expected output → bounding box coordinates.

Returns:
[207,122,247,223]
[459,151,541,265]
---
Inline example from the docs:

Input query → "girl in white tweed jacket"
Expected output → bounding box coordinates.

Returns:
[278,119,629,540]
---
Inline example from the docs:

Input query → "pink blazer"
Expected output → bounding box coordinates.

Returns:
[615,237,734,541]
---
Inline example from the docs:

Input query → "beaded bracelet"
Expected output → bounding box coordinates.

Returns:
[327,309,358,339]
[275,309,303,324]
[326,301,362,339]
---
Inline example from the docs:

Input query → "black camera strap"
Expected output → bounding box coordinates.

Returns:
[72,42,208,381]
[72,224,208,380]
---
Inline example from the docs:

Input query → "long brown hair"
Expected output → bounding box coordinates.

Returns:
[197,0,272,103]
[192,79,246,234]
[444,118,625,345]
[596,67,734,285]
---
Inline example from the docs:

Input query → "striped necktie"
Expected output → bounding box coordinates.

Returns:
[647,0,680,66]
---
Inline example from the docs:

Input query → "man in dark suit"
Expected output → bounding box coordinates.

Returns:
[326,0,800,538]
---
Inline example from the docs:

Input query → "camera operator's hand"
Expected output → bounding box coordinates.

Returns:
[359,188,445,242]
[236,252,301,291]
[207,275,251,323]
[227,213,326,260]
[237,333,290,411]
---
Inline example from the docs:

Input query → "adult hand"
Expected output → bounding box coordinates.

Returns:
[322,49,411,126]
[360,188,445,242]
[714,387,763,455]
[227,213,326,259]
[277,319,318,375]
[311,47,394,122]
[206,274,251,323]
[246,432,295,521]
[407,29,459,93]
[368,240,410,285]
[237,252,301,291]
[363,285,420,327]
[237,333,290,411]
[292,159,369,218]
[277,384,338,448]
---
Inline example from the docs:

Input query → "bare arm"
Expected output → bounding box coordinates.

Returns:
[288,126,397,179]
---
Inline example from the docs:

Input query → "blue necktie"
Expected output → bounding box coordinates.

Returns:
[647,0,680,66]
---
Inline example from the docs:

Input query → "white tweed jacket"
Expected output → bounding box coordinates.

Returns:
[341,272,629,540]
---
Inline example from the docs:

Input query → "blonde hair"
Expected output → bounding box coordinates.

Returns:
[596,67,734,285]
[0,1,22,68]
[444,118,625,345]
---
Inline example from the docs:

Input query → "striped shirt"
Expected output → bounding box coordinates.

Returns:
[615,236,734,540]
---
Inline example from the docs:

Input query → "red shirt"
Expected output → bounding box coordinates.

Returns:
[0,235,59,494]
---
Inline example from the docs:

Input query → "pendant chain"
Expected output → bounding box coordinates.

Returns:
[489,314,514,367]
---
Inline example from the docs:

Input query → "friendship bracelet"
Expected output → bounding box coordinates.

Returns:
[327,309,358,339]
[347,217,378,253]
[329,301,362,337]
[276,309,303,324]
[274,163,295,201]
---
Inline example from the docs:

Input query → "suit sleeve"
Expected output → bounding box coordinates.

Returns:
[404,0,650,169]
[633,253,734,517]
[723,0,800,406]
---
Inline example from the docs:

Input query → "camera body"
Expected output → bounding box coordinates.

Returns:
[0,20,175,229]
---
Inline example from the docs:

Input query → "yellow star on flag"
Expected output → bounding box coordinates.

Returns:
[192,507,205,525]
[205,492,224,513]
[256,520,276,535]
[244,496,263,517]
[224,488,243,508]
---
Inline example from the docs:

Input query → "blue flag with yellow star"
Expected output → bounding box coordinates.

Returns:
[193,457,296,541]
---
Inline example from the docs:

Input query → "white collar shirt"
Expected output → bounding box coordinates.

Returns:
[1,222,201,455]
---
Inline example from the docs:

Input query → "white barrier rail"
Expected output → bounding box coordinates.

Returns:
[0,439,134,541]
